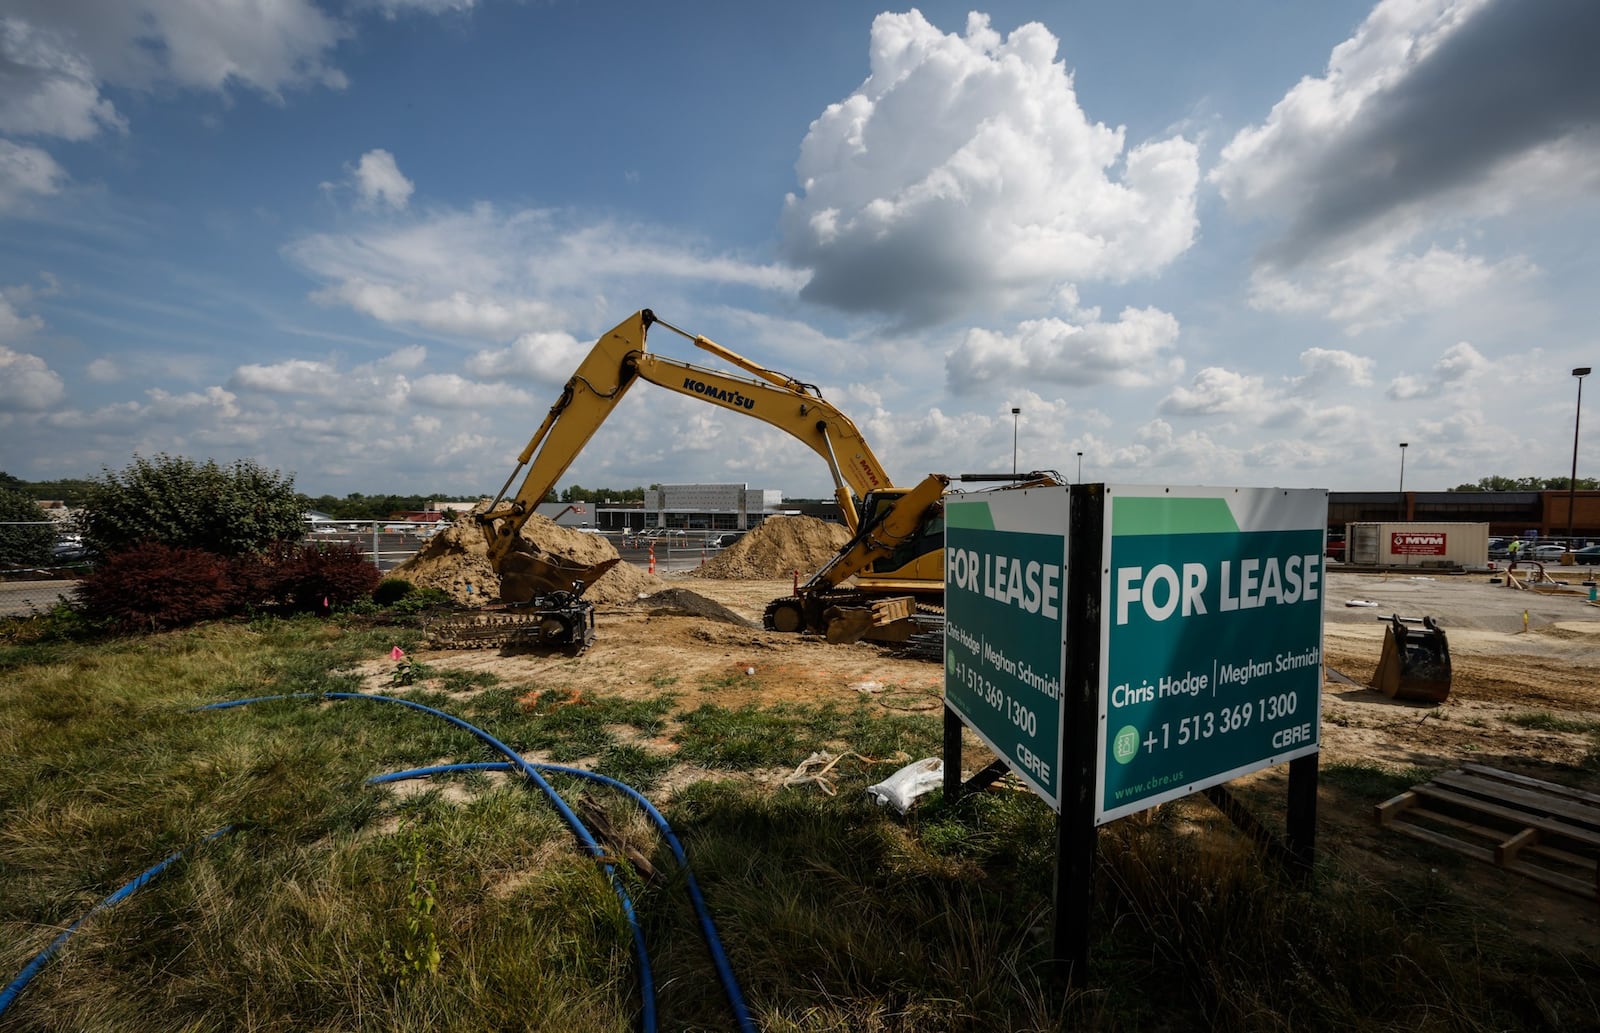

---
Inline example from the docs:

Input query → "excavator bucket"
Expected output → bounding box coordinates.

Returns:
[822,596,917,645]
[1370,615,1452,703]
[498,550,619,604]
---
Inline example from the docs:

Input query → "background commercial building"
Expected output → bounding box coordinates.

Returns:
[593,483,788,533]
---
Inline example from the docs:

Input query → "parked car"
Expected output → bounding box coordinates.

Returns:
[1525,543,1568,560]
[52,537,89,562]
[1572,545,1600,565]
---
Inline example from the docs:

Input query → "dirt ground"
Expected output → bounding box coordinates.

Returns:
[391,566,1600,952]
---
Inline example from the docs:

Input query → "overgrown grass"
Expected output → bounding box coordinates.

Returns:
[1320,760,1440,801]
[1506,710,1600,734]
[672,701,941,770]
[2,614,1597,1032]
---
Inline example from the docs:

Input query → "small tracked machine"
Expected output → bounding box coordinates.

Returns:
[426,551,619,654]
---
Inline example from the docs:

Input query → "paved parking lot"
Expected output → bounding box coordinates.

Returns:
[0,579,76,617]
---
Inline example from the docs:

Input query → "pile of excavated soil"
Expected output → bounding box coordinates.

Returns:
[392,514,664,605]
[631,587,755,626]
[686,515,852,580]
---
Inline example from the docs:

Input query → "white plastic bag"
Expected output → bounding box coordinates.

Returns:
[865,757,944,814]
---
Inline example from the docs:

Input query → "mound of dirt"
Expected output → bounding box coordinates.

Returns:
[392,513,664,605]
[633,587,755,626]
[687,515,852,580]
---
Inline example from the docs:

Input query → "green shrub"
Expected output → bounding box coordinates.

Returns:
[78,453,305,558]
[373,578,416,605]
[388,587,452,616]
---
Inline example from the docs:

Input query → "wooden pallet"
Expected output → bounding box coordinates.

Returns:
[1375,763,1600,901]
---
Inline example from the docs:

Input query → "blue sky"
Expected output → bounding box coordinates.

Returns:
[2,0,1597,499]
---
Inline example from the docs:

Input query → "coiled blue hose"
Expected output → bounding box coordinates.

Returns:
[0,826,233,1018]
[370,761,756,1033]
[197,692,661,1032]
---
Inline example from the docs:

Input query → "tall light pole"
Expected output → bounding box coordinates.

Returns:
[1398,442,1408,521]
[1076,451,1083,484]
[1569,367,1590,549]
[1011,407,1021,476]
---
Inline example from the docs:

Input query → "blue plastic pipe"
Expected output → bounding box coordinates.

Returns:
[197,692,658,1032]
[370,762,756,1033]
[0,826,233,1018]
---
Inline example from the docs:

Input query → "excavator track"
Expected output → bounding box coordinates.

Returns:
[762,591,943,643]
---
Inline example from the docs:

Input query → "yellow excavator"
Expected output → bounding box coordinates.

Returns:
[444,309,1052,648]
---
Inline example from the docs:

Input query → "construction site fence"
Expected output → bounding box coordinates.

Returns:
[0,524,726,617]
[305,524,725,575]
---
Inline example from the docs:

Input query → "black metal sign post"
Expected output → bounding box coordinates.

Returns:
[1286,752,1319,880]
[1053,483,1103,986]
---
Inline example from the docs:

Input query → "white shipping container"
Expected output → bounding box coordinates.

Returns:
[1345,522,1490,568]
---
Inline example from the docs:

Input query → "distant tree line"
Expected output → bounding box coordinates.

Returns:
[1449,475,1599,492]
[550,485,652,504]
[1,472,97,507]
[302,493,482,520]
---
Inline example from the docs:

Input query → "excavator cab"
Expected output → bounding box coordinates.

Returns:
[1370,615,1452,703]
[858,488,946,583]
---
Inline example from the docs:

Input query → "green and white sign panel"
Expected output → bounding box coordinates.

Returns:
[1097,486,1327,825]
[944,487,1069,810]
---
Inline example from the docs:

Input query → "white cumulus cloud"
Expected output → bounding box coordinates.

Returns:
[410,373,532,409]
[229,348,422,413]
[86,357,122,382]
[1294,347,1374,390]
[1159,367,1266,417]
[0,291,44,341]
[465,331,592,385]
[0,345,65,410]
[286,205,802,340]
[1,1,348,143]
[0,16,126,140]
[945,307,1183,393]
[1387,341,1489,399]
[1247,239,1537,334]
[782,10,1198,325]
[1211,0,1599,329]
[351,149,414,210]
[0,139,65,212]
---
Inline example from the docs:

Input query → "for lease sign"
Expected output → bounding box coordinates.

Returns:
[944,487,1069,810]
[1097,486,1327,825]
[1391,532,1446,555]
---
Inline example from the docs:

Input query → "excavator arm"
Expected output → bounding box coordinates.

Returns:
[478,309,892,585]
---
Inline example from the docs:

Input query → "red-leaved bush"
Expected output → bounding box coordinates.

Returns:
[75,542,240,632]
[261,541,381,613]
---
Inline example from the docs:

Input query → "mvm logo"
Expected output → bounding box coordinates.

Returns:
[1391,532,1446,555]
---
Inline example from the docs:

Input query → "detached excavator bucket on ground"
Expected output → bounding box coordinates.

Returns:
[1370,615,1452,703]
